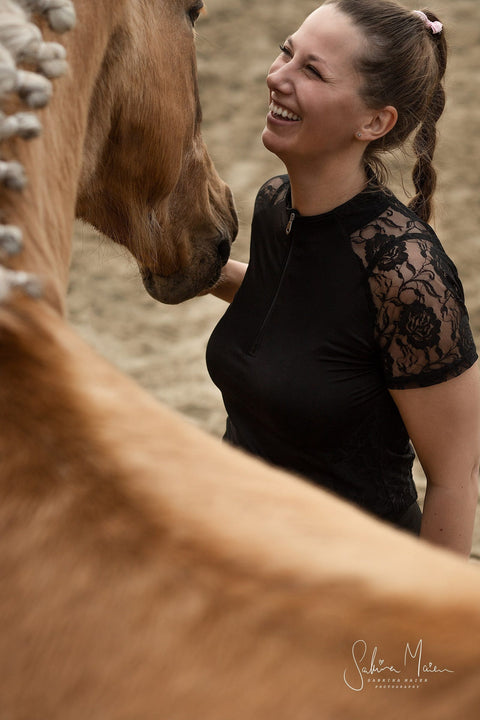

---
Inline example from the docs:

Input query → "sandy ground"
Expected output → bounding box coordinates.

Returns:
[68,0,480,555]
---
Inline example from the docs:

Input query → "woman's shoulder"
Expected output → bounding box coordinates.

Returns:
[352,189,446,274]
[254,174,290,211]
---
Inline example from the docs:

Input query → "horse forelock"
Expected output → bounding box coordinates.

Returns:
[0,0,75,296]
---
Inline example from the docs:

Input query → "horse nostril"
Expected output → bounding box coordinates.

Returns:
[217,238,231,265]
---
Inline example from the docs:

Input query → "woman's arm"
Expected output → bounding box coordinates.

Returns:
[390,364,480,557]
[209,259,248,303]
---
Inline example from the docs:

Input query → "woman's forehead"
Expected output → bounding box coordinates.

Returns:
[292,5,364,71]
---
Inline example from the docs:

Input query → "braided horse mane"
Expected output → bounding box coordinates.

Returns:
[0,2,480,718]
[0,0,74,299]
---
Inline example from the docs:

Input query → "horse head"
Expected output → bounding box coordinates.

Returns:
[76,0,238,304]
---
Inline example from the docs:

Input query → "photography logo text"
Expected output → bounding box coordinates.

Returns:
[343,639,454,692]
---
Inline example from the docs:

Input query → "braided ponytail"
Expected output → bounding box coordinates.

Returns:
[410,86,444,221]
[409,10,447,221]
[324,0,448,223]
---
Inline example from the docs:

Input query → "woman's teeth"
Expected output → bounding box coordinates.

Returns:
[270,103,301,121]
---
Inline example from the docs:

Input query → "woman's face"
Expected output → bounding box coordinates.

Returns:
[262,4,370,167]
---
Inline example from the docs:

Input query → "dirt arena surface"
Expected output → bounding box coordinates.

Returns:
[68,0,480,555]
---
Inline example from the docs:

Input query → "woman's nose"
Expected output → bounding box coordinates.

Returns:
[266,60,293,94]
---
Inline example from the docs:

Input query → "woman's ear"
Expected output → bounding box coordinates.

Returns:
[360,106,398,141]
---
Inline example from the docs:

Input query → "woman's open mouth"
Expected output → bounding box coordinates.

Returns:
[269,102,301,122]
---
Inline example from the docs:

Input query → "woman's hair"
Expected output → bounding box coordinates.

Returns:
[324,0,447,222]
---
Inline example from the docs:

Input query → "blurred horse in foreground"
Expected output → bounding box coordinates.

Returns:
[0,2,479,718]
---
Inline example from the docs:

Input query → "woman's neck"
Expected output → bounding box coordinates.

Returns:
[287,158,368,217]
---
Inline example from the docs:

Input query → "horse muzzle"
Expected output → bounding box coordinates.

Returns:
[139,232,234,305]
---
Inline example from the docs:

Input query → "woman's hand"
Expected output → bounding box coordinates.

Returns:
[207,259,248,303]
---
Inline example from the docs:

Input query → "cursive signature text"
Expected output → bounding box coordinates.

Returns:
[343,639,454,692]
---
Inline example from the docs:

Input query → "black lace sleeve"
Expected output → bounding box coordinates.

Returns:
[352,203,477,389]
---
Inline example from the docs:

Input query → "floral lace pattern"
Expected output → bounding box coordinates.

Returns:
[254,175,289,211]
[351,196,477,388]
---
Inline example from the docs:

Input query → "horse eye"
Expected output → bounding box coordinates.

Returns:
[188,2,204,26]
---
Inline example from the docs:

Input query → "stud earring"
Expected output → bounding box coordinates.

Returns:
[356,132,362,138]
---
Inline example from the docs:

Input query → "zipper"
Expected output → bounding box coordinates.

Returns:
[248,213,296,356]
[286,211,296,235]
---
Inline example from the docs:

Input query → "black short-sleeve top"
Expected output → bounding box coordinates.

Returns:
[206,176,477,519]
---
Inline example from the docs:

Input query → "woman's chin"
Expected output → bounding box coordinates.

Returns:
[261,126,286,158]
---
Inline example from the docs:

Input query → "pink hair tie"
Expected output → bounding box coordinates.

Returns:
[413,10,443,35]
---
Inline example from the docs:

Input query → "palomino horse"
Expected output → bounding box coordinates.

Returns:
[1,2,480,718]
[0,0,237,309]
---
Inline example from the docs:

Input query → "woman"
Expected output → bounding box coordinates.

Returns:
[206,0,480,556]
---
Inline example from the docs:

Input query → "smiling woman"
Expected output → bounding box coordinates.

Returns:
[260,6,376,206]
[206,0,480,556]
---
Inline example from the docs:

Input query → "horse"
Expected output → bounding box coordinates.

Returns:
[1,2,480,718]
[0,0,237,310]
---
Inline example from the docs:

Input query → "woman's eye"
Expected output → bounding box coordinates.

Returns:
[306,65,323,79]
[188,2,204,26]
[279,43,292,57]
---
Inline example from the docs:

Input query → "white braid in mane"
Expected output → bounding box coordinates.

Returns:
[0,0,75,300]
[17,0,76,34]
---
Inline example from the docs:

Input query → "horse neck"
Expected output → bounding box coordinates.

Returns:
[4,3,120,315]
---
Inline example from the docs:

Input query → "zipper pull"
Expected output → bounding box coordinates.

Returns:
[286,212,295,235]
